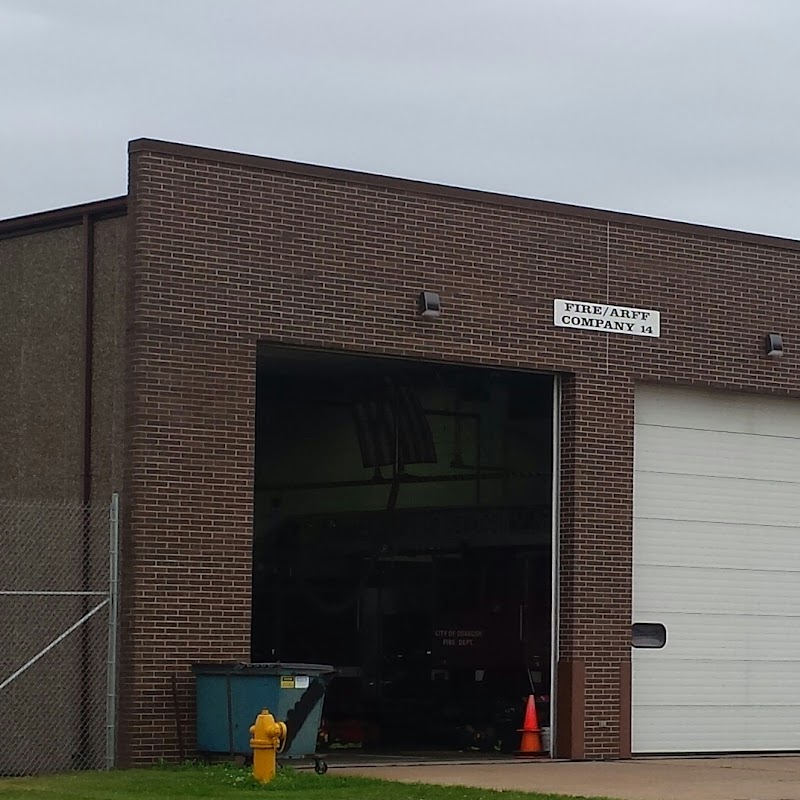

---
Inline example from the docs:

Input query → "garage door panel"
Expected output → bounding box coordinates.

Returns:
[633,705,800,753]
[634,564,800,616]
[636,426,800,482]
[632,612,800,660]
[635,471,800,527]
[634,386,800,753]
[635,385,800,438]
[633,659,800,705]
[634,519,800,572]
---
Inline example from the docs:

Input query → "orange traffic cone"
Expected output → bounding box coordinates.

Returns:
[516,694,544,755]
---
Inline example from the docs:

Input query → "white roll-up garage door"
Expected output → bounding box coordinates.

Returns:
[633,384,800,753]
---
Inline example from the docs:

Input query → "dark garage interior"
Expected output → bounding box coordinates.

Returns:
[251,346,555,754]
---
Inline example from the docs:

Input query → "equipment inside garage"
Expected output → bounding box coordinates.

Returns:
[251,346,554,753]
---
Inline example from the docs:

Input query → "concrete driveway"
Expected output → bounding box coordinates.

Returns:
[339,756,800,800]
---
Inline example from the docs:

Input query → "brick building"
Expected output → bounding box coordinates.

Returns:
[2,138,800,766]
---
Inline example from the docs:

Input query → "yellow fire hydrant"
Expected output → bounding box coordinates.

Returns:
[249,708,287,783]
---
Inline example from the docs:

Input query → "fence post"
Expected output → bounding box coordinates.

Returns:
[105,493,120,770]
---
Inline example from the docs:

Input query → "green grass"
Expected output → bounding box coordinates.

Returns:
[0,764,606,800]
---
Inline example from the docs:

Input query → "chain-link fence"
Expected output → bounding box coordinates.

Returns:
[0,496,119,775]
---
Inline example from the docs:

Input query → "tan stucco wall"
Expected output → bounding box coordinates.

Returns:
[0,214,126,773]
[91,215,127,503]
[0,225,85,499]
[0,215,126,500]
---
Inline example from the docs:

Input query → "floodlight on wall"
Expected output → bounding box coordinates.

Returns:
[418,291,442,318]
[765,333,784,358]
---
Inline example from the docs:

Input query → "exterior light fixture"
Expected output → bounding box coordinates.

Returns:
[418,291,442,318]
[765,333,784,358]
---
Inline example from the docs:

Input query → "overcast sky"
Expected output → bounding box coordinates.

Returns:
[2,0,799,237]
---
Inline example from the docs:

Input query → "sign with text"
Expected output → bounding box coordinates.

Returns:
[554,299,660,337]
[432,625,487,666]
[433,628,484,649]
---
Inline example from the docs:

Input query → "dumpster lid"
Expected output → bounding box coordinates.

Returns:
[192,661,335,676]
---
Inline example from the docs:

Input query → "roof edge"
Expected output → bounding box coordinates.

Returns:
[0,196,128,240]
[130,137,800,252]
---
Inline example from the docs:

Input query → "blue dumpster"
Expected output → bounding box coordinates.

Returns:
[193,662,334,760]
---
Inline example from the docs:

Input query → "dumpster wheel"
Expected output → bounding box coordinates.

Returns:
[314,757,328,775]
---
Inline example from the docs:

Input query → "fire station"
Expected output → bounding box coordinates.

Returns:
[2,137,800,766]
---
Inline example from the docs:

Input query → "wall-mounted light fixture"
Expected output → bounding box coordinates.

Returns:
[418,291,442,318]
[765,333,784,358]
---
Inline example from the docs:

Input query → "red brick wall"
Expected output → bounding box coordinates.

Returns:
[122,139,800,762]
[558,375,635,758]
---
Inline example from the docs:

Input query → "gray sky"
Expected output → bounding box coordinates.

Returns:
[2,0,799,237]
